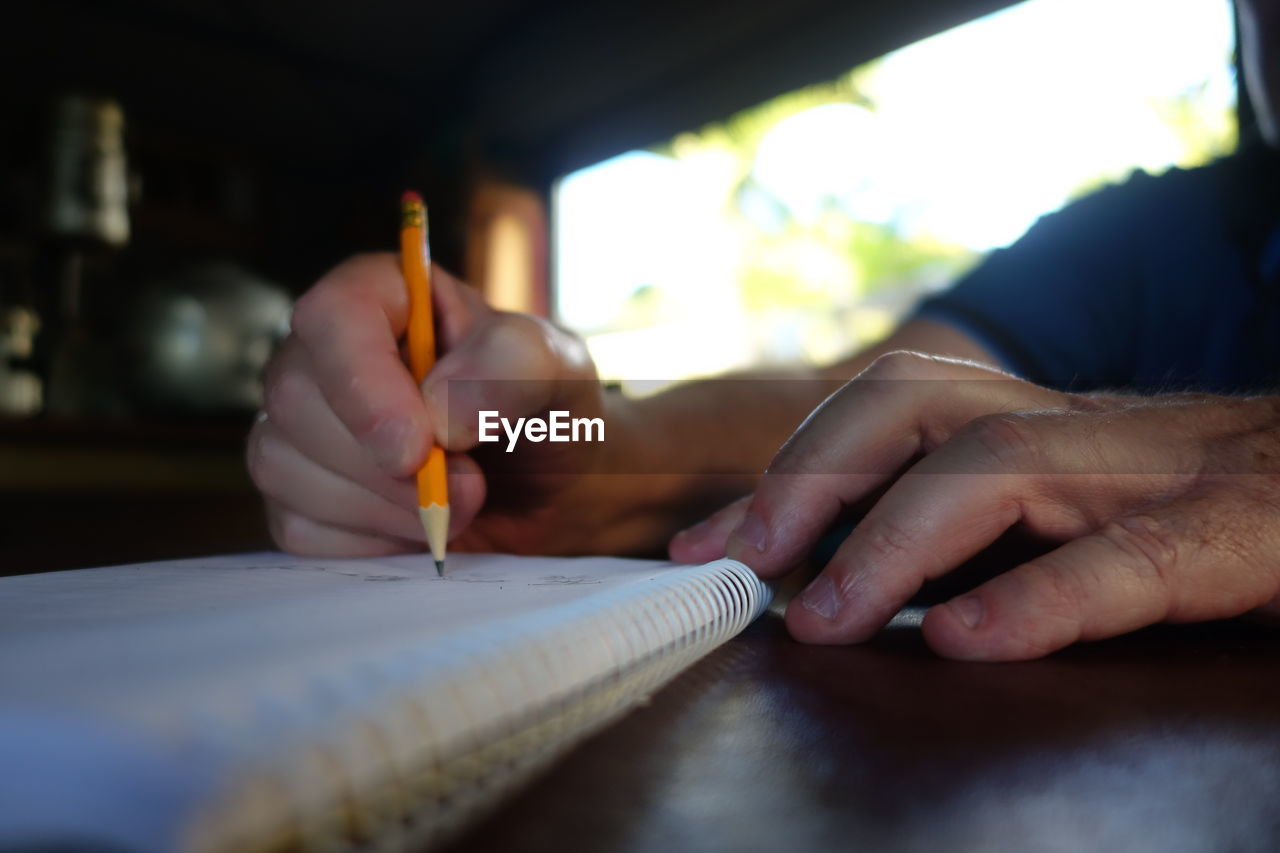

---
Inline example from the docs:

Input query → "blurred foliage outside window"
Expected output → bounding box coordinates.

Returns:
[554,0,1238,391]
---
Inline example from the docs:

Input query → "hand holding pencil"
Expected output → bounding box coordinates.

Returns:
[400,191,450,575]
[249,226,607,561]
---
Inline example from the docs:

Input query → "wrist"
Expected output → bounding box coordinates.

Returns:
[549,389,751,556]
[584,390,713,555]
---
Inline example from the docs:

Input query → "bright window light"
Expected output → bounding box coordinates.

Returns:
[555,0,1237,387]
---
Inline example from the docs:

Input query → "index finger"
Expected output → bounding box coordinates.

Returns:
[289,253,430,476]
[725,353,1064,577]
[783,419,1036,644]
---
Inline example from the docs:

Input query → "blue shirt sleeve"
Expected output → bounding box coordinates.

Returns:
[914,173,1157,389]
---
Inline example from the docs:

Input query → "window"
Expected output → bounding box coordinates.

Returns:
[554,0,1237,390]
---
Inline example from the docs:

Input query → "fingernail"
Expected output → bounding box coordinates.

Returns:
[798,575,842,621]
[368,417,414,470]
[729,512,768,554]
[950,596,984,630]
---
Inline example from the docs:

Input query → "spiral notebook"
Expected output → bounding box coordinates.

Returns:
[0,552,769,852]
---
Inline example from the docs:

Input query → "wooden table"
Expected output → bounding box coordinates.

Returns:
[1,417,271,575]
[448,614,1280,852]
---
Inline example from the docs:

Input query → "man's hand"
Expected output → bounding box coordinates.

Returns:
[246,253,607,557]
[672,352,1280,660]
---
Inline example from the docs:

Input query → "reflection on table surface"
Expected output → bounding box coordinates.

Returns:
[448,614,1280,852]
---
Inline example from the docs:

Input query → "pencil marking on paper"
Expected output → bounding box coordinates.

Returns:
[529,575,602,586]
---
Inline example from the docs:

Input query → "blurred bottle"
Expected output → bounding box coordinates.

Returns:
[0,307,42,416]
[42,95,131,416]
[46,95,130,247]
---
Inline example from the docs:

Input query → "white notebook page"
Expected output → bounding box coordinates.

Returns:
[0,552,733,715]
[0,552,768,852]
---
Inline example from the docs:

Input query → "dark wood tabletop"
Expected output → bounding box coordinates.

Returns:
[447,613,1280,853]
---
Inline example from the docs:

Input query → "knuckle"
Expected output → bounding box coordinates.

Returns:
[767,430,812,475]
[1016,561,1091,649]
[244,422,273,492]
[497,311,554,348]
[260,346,287,403]
[768,426,839,476]
[271,509,313,555]
[288,287,336,343]
[1063,391,1108,413]
[245,425,296,504]
[862,350,928,382]
[1234,427,1280,480]
[292,254,400,343]
[768,392,856,475]
[1099,516,1182,605]
[960,412,1043,470]
[484,312,562,376]
[260,355,307,422]
[549,324,596,378]
[856,516,921,566]
[1035,560,1090,614]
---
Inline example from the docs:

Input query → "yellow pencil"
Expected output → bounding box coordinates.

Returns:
[400,190,449,576]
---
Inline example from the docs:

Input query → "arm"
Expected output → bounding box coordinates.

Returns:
[247,251,995,558]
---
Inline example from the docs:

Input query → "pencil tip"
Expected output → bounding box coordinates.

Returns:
[420,504,450,579]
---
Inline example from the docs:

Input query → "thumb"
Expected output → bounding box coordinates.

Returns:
[669,495,753,564]
[422,312,565,450]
